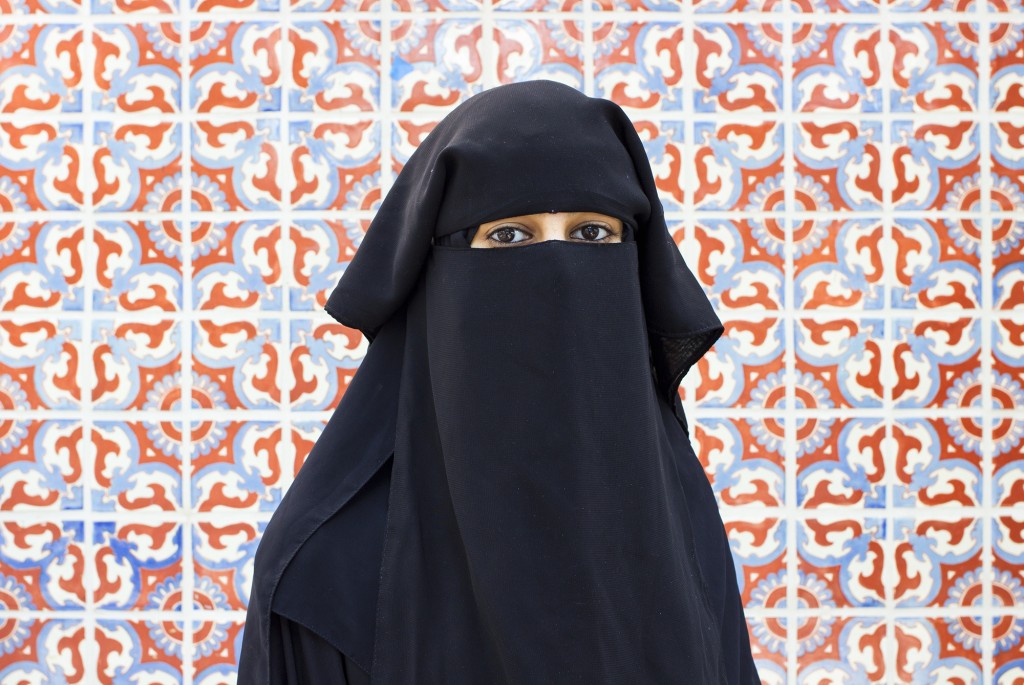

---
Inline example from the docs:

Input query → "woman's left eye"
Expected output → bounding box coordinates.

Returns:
[571,223,614,241]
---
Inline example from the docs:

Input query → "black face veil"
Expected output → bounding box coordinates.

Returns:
[239,80,757,684]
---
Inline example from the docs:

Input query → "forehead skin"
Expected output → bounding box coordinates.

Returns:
[472,212,624,248]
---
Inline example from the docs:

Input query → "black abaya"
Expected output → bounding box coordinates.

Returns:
[238,79,761,684]
[269,611,371,684]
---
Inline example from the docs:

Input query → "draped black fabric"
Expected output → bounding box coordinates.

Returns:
[269,612,371,684]
[238,79,759,684]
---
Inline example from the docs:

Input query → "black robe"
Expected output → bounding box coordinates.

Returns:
[268,611,371,684]
[238,79,760,684]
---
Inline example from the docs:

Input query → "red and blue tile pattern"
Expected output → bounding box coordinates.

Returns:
[0,0,1021,682]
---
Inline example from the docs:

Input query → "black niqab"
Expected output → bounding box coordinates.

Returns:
[238,79,759,684]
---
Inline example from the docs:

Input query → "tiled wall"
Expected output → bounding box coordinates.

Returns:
[0,0,1022,682]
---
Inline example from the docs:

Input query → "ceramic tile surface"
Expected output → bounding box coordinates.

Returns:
[0,0,1021,682]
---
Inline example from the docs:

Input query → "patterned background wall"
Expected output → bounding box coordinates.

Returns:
[0,0,1022,682]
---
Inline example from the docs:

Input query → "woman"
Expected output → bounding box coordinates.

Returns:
[238,79,760,684]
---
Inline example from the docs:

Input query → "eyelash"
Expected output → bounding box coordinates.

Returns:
[486,223,617,245]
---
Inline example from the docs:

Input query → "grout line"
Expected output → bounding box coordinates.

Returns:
[880,2,896,682]
[4,407,1017,421]
[5,207,1019,219]
[382,0,395,196]
[5,4,1015,681]
[3,603,1021,619]
[977,4,994,684]
[484,0,496,87]
[81,0,97,679]
[583,0,594,94]
[0,8,1020,21]
[1,503,1021,522]
[781,7,796,685]
[4,110,1022,124]
[181,3,195,680]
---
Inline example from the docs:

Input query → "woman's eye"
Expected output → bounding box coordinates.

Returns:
[571,223,614,241]
[488,226,531,245]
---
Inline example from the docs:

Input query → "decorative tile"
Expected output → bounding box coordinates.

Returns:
[791,22,883,114]
[699,217,786,311]
[190,618,246,681]
[196,0,280,11]
[190,420,290,513]
[795,315,886,409]
[91,23,184,114]
[892,617,984,684]
[90,318,183,411]
[0,619,92,682]
[0,520,86,610]
[990,24,1024,216]
[494,0,582,13]
[291,217,367,315]
[748,652,786,685]
[796,617,889,683]
[391,18,487,109]
[724,514,787,610]
[193,519,263,613]
[692,118,786,212]
[93,519,183,611]
[892,515,982,609]
[288,321,365,410]
[593,20,686,111]
[188,21,284,114]
[693,417,785,508]
[992,513,1024,599]
[288,119,380,212]
[791,119,884,212]
[92,120,184,213]
[694,315,785,409]
[990,580,1024,647]
[190,119,284,212]
[693,23,784,115]
[0,220,89,312]
[1,318,86,410]
[992,214,1024,312]
[793,217,883,311]
[992,406,1024,505]
[289,0,361,11]
[191,218,285,312]
[891,416,983,509]
[495,19,584,86]
[0,420,87,511]
[697,0,880,12]
[635,119,685,211]
[1,122,88,212]
[289,21,381,113]
[797,515,887,609]
[992,318,1024,432]
[190,317,284,410]
[890,119,982,212]
[92,419,184,513]
[6,0,86,13]
[797,416,886,509]
[993,619,1024,684]
[416,0,485,9]
[96,617,184,682]
[890,217,983,312]
[891,316,981,410]
[887,22,981,115]
[94,219,185,314]
[0,24,86,112]
[96,0,176,13]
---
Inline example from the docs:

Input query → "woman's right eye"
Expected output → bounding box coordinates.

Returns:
[488,226,531,245]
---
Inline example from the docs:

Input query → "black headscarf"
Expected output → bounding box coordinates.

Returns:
[239,80,757,684]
